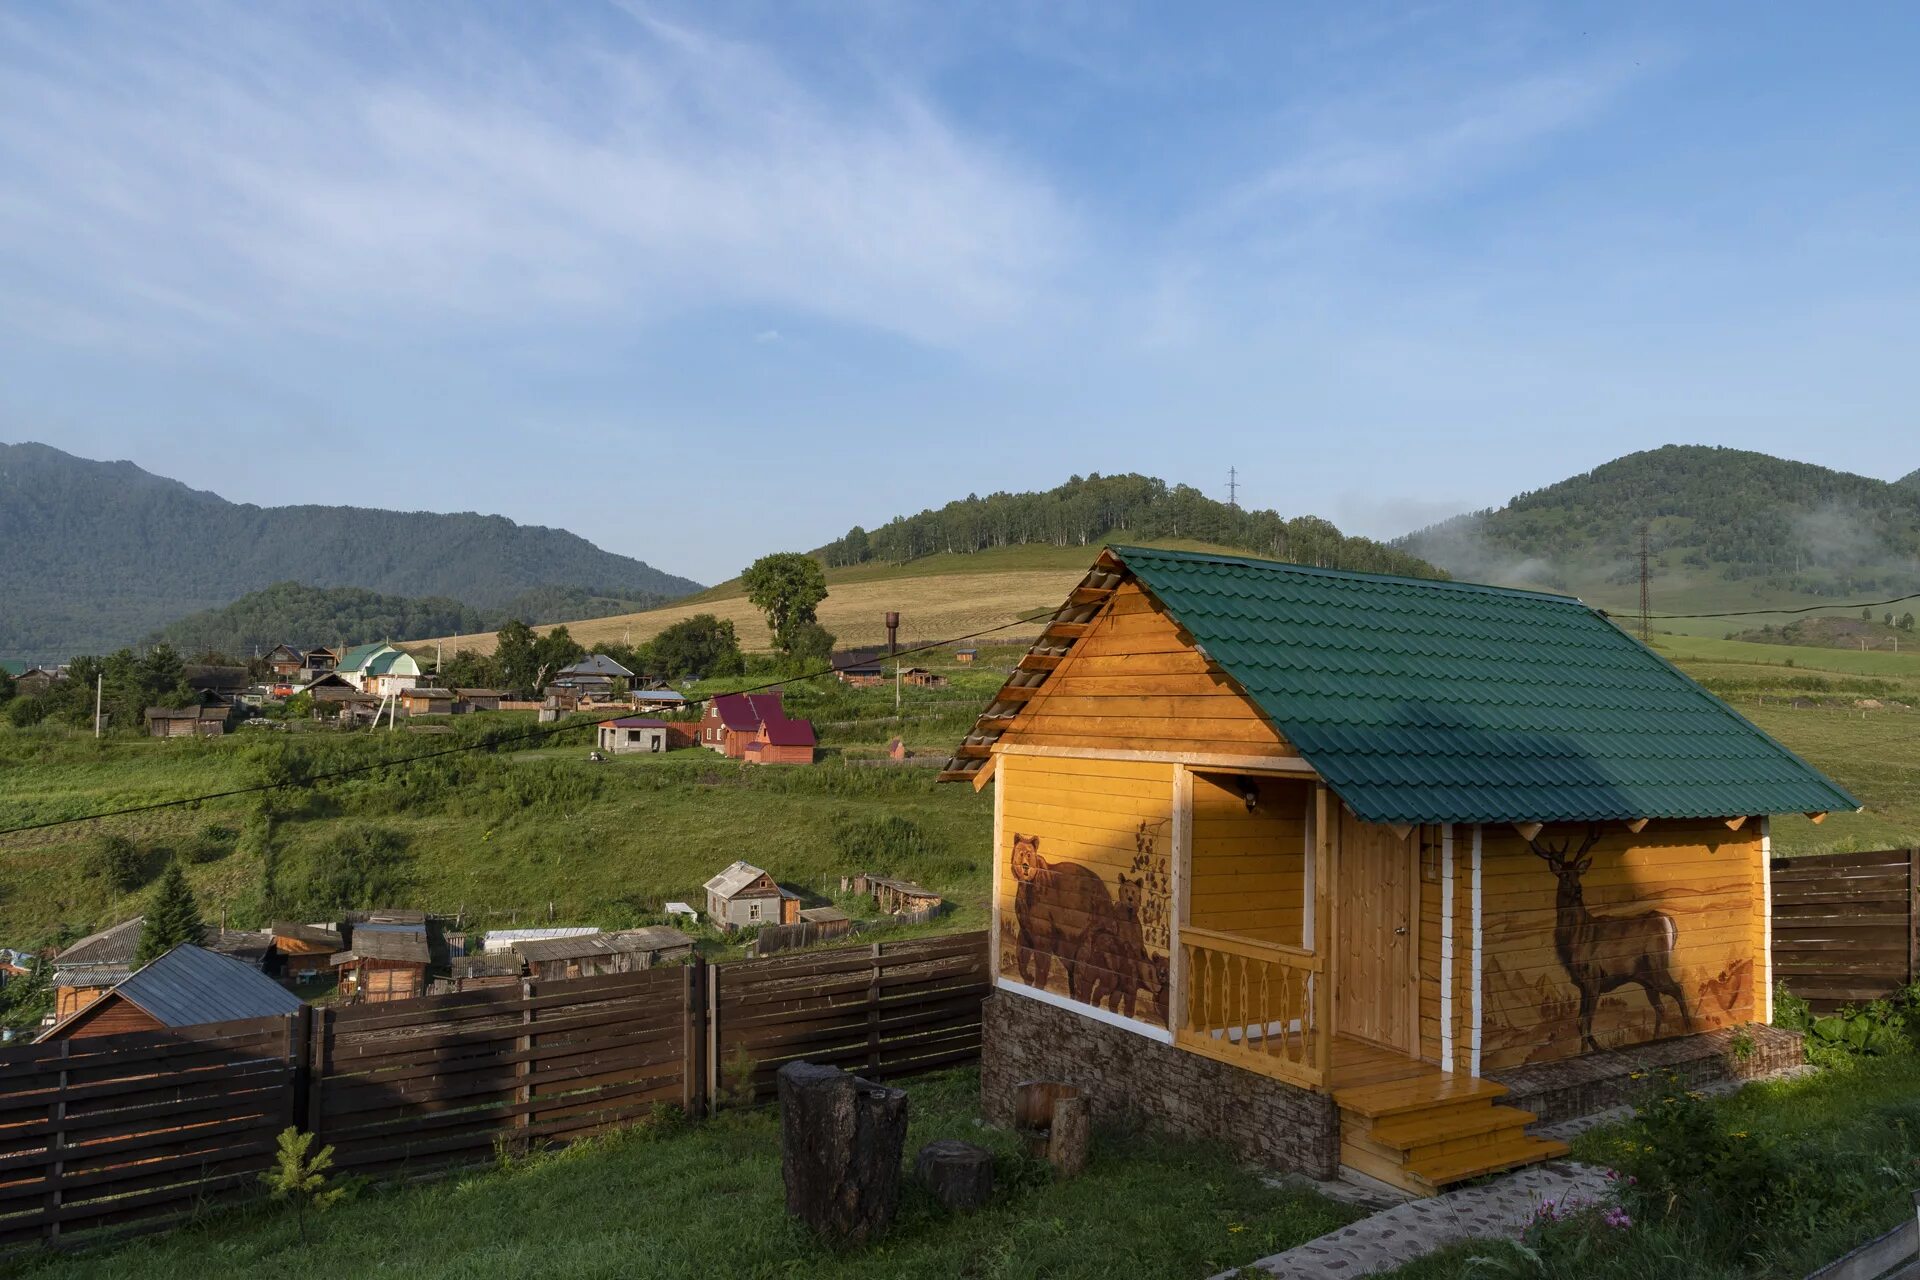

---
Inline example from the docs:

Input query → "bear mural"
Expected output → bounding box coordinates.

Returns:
[1007,827,1170,1026]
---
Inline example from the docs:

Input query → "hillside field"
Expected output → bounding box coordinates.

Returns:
[0,634,1913,986]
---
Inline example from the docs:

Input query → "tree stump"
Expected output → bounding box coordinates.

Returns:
[777,1061,909,1244]
[915,1139,994,1212]
[1048,1096,1091,1177]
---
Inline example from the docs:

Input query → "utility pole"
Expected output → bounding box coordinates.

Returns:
[93,672,103,738]
[1636,520,1652,644]
[885,612,901,714]
[1227,467,1240,511]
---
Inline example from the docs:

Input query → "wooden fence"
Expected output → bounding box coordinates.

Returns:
[1773,848,1920,1011]
[0,932,987,1254]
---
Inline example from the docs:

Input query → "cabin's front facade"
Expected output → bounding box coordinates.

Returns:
[943,546,1855,1194]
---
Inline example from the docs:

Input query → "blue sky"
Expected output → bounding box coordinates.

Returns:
[2,2,1916,585]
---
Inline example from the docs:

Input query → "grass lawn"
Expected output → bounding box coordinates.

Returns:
[1382,1054,1920,1280]
[7,1070,1358,1280]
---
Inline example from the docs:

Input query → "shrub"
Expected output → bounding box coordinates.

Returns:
[830,813,940,866]
[298,823,411,914]
[260,1127,348,1245]
[89,832,147,895]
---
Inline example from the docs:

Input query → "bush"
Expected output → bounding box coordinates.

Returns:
[299,823,411,914]
[829,813,940,866]
[89,833,147,894]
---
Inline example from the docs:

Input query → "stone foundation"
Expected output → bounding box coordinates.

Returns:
[1490,1024,1804,1127]
[980,991,1339,1178]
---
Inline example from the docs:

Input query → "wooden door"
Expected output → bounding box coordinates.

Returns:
[1335,813,1415,1050]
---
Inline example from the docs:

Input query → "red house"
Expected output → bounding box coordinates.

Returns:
[699,692,786,758]
[744,717,817,765]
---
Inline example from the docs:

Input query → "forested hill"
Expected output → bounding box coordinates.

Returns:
[815,473,1441,579]
[0,442,701,659]
[150,582,671,658]
[1401,445,1920,598]
[1898,468,1920,492]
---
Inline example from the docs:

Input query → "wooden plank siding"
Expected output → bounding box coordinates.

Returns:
[995,582,1298,758]
[994,754,1174,1032]
[1186,772,1311,944]
[1477,820,1764,1071]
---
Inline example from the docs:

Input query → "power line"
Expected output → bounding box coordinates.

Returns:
[1646,590,1920,621]
[0,607,1063,840]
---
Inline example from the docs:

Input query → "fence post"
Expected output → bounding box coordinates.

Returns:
[867,942,884,1077]
[44,1038,69,1247]
[1909,847,1920,987]
[682,958,707,1118]
[515,977,534,1153]
[306,1006,330,1140]
[705,960,720,1113]
[288,1007,311,1135]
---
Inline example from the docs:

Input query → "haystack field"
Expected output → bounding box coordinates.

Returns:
[408,567,1085,656]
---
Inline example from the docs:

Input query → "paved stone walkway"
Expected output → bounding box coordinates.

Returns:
[1221,1065,1821,1279]
[1219,1160,1612,1279]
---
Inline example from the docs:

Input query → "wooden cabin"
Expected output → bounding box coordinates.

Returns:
[941,546,1856,1195]
[704,861,802,930]
[700,692,787,757]
[455,687,505,713]
[846,873,943,916]
[262,645,305,678]
[742,717,816,765]
[144,706,228,738]
[331,923,430,1003]
[901,667,948,688]
[401,686,455,716]
[953,647,978,665]
[38,945,302,1042]
[271,921,344,981]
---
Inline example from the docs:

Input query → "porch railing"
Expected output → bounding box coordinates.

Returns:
[1174,925,1325,1090]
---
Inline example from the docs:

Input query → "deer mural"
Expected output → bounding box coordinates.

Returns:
[1530,825,1693,1052]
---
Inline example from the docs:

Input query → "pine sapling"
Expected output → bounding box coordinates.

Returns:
[261,1126,346,1244]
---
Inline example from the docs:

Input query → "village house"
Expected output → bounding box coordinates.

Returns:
[51,919,271,1020]
[900,667,948,688]
[271,921,344,982]
[331,918,431,1003]
[401,686,455,716]
[703,861,801,931]
[553,653,633,698]
[144,705,230,738]
[512,927,695,980]
[597,716,670,754]
[953,646,977,665]
[302,646,340,676]
[832,650,887,687]
[261,644,305,679]
[37,944,303,1042]
[698,691,788,757]
[334,642,422,696]
[8,664,63,697]
[742,717,816,765]
[941,545,1856,1195]
[183,664,248,704]
[632,687,690,713]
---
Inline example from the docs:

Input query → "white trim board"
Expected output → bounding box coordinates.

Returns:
[1760,815,1773,1025]
[1469,824,1484,1077]
[998,978,1177,1044]
[990,752,1007,983]
[1440,824,1455,1074]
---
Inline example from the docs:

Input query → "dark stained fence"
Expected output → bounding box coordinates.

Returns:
[310,965,699,1179]
[1772,848,1920,1011]
[0,931,990,1257]
[712,933,990,1102]
[0,1015,300,1251]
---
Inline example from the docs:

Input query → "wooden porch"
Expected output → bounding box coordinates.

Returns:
[1173,773,1565,1194]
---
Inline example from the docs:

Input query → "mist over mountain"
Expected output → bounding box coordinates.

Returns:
[0,442,700,659]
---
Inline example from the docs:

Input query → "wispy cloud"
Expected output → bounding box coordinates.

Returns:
[0,4,1072,350]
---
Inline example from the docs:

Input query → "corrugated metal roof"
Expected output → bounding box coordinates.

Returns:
[112,944,303,1027]
[56,917,143,968]
[481,927,599,953]
[704,860,777,898]
[1100,545,1859,825]
[559,654,635,678]
[759,718,816,747]
[513,928,693,963]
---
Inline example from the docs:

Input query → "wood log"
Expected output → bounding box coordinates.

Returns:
[914,1139,994,1212]
[1048,1096,1091,1177]
[776,1061,908,1245]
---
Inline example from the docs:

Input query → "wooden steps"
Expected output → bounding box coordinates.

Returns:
[1334,1070,1566,1195]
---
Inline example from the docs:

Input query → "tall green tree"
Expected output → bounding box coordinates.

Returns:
[644,614,745,679]
[741,553,829,656]
[493,619,539,694]
[135,862,205,967]
[531,625,584,690]
[91,833,146,895]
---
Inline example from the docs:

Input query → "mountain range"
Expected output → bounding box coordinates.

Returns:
[1401,445,1920,628]
[0,442,701,660]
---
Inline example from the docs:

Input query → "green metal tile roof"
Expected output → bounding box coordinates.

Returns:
[335,642,390,674]
[1111,546,1859,826]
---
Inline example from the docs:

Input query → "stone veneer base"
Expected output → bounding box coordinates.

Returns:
[1489,1023,1805,1127]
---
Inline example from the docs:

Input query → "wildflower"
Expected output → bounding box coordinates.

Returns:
[1628,1071,1647,1080]
[1731,1130,1749,1139]
[1603,1207,1633,1230]
[1228,1224,1245,1234]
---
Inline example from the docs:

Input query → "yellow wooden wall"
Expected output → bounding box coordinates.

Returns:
[996,754,1175,1030]
[1188,773,1310,945]
[1478,820,1763,1070]
[997,582,1297,758]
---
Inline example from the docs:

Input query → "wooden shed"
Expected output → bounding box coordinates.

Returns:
[901,667,948,688]
[331,923,430,1003]
[37,945,302,1042]
[144,706,227,738]
[512,927,695,980]
[847,873,943,916]
[942,546,1857,1195]
[401,686,455,716]
[454,687,505,713]
[272,921,344,982]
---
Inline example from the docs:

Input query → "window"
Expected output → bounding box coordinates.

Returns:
[628,729,641,742]
[747,901,761,921]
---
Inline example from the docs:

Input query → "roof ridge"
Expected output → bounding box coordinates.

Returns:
[1107,544,1587,607]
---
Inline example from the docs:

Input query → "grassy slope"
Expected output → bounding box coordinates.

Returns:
[14,1069,1358,1280]
[407,538,1274,656]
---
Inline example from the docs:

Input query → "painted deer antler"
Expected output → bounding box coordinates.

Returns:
[1527,824,1603,873]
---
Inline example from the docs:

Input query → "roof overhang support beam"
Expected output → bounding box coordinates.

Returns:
[1625,818,1650,834]
[1513,822,1544,843]
[1724,815,1750,832]
[1805,812,1828,825]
